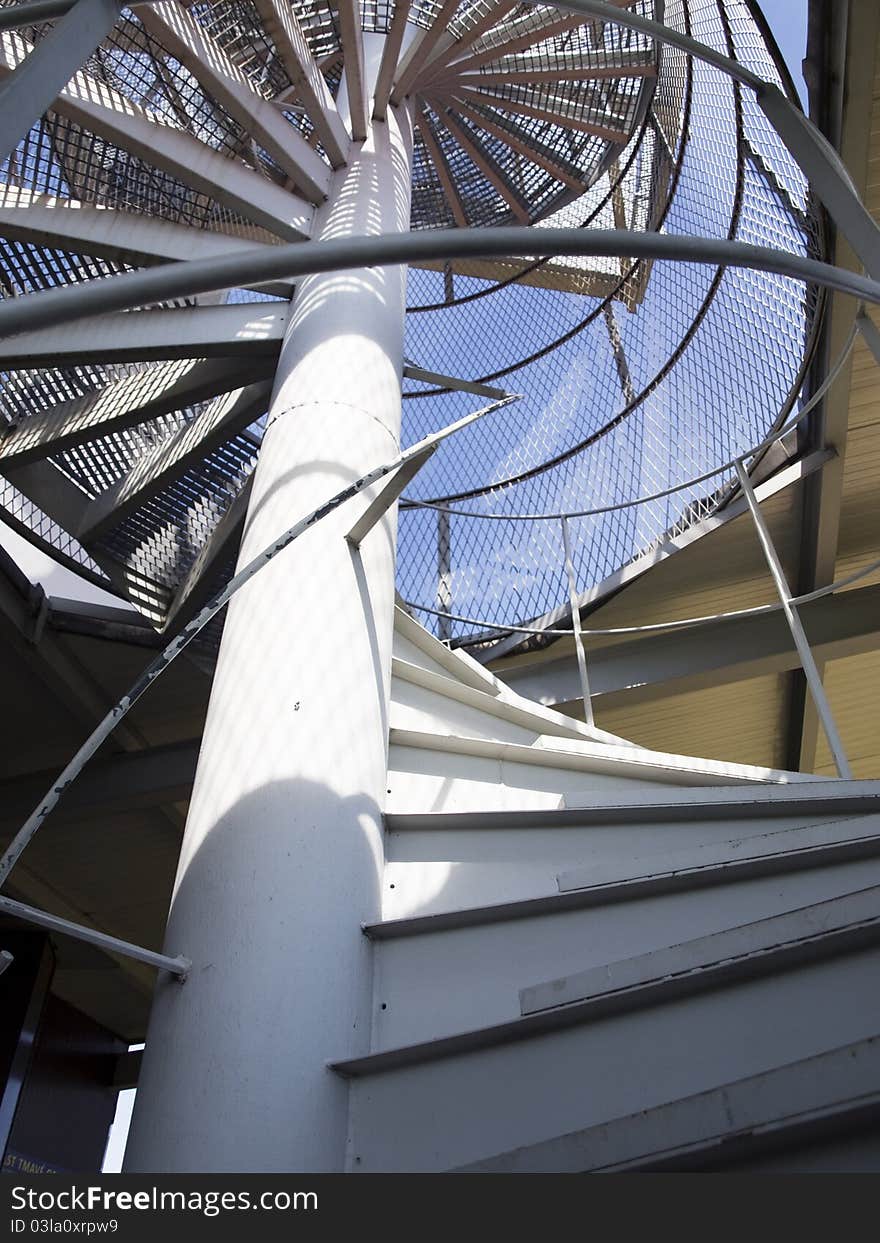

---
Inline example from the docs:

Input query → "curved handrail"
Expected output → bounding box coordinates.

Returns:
[406,554,880,642]
[0,230,875,341]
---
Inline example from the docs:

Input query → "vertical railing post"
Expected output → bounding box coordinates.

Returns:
[437,507,452,643]
[560,515,595,729]
[734,459,852,780]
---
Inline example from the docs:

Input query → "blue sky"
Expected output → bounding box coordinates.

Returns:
[760,0,809,102]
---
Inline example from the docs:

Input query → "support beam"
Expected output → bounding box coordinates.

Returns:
[424,0,521,76]
[501,583,880,711]
[0,304,287,368]
[2,459,90,538]
[450,83,631,143]
[163,476,252,631]
[0,895,190,977]
[432,107,530,222]
[857,307,880,365]
[346,446,435,548]
[785,0,880,775]
[0,358,270,464]
[454,100,586,190]
[434,61,657,88]
[735,459,851,780]
[372,0,412,121]
[252,0,349,166]
[0,190,295,297]
[0,0,155,30]
[390,0,460,105]
[138,2,332,204]
[7,861,156,1001]
[0,742,199,828]
[1,459,171,619]
[560,515,594,727]
[337,0,367,141]
[402,364,509,398]
[77,382,271,543]
[0,546,165,742]
[0,31,314,241]
[0,0,122,163]
[440,13,588,75]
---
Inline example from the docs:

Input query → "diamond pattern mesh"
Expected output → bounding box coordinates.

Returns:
[0,0,823,658]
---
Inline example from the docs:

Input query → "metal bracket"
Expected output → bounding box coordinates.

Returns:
[346,445,436,548]
[0,894,190,978]
[0,0,127,164]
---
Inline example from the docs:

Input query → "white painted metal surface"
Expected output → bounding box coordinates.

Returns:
[124,101,415,1173]
[382,807,879,920]
[371,860,880,1050]
[344,944,880,1169]
[457,1033,880,1171]
[0,32,315,240]
[520,884,880,1015]
[0,304,287,368]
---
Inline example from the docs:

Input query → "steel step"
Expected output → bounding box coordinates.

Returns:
[334,884,880,1077]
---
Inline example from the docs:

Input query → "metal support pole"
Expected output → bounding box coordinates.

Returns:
[734,460,852,780]
[0,0,155,32]
[560,516,595,729]
[125,89,416,1174]
[437,508,453,643]
[0,0,124,164]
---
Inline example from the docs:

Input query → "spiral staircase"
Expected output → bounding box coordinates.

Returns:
[0,0,879,1174]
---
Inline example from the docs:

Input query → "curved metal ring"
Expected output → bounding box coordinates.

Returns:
[0,229,876,342]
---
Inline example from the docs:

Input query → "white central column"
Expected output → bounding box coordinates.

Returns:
[124,99,414,1173]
